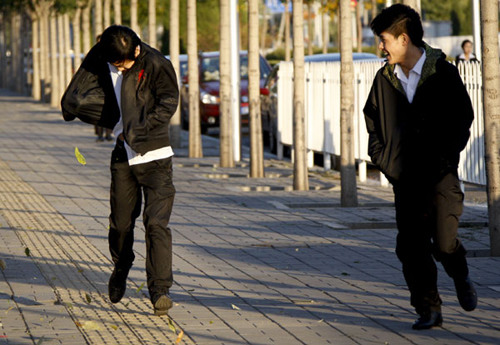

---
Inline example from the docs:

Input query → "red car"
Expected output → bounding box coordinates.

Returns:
[180,51,272,133]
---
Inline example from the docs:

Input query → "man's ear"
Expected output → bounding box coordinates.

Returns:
[400,33,410,46]
[134,45,141,59]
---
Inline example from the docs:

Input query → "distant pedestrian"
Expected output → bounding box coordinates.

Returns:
[455,39,479,65]
[61,25,178,316]
[364,4,477,330]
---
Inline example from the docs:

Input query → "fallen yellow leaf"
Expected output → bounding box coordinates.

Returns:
[175,330,184,344]
[167,317,177,334]
[75,147,87,165]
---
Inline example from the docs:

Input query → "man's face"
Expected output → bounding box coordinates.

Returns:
[111,59,135,72]
[378,31,408,65]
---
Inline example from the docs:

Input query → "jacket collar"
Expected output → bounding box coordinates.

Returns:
[382,42,445,95]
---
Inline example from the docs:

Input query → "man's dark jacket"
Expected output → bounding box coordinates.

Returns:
[363,44,474,184]
[61,42,179,155]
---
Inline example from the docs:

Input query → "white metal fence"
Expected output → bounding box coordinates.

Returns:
[277,60,486,185]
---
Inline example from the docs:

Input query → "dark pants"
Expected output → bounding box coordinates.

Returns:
[108,140,175,297]
[393,171,469,314]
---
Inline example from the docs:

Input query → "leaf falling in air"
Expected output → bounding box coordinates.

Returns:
[231,304,240,310]
[85,293,92,304]
[74,147,87,165]
[175,330,184,344]
[25,248,31,257]
[167,317,177,334]
[0,259,6,271]
[136,282,145,293]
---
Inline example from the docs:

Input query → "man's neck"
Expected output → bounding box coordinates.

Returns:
[399,45,424,77]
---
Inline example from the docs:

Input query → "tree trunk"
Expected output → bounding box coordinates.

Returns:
[113,0,122,24]
[219,0,234,167]
[371,0,380,57]
[285,0,291,61]
[307,1,313,55]
[0,13,5,89]
[95,0,103,37]
[49,12,59,107]
[356,0,363,53]
[63,13,72,86]
[292,0,309,190]
[39,6,51,102]
[322,7,328,54]
[72,7,82,70]
[249,0,264,177]
[339,0,358,206]
[11,13,22,92]
[148,0,157,48]
[130,0,139,35]
[480,0,500,256]
[403,0,420,13]
[82,2,91,54]
[104,0,111,29]
[57,14,66,99]
[260,3,268,51]
[31,14,41,100]
[169,0,181,149]
[187,0,202,158]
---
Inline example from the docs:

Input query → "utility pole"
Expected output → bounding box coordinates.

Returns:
[480,0,500,256]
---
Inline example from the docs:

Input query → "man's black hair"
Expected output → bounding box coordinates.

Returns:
[370,4,424,47]
[99,25,141,63]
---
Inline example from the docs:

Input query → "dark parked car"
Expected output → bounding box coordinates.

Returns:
[260,52,381,153]
[164,54,188,80]
[180,51,272,133]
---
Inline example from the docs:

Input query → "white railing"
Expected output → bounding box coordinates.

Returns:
[277,60,486,186]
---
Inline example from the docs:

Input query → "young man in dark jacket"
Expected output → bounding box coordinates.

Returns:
[62,25,178,316]
[363,5,477,330]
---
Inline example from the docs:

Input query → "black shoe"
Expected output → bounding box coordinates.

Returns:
[454,276,477,311]
[152,293,173,316]
[108,267,129,303]
[412,311,443,330]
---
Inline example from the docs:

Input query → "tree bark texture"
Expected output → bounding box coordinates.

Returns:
[219,0,234,167]
[480,0,500,256]
[339,0,358,206]
[292,0,309,190]
[249,0,264,177]
[187,0,202,158]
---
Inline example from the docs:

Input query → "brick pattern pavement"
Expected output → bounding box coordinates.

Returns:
[0,90,499,345]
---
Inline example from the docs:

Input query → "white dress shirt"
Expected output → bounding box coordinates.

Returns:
[394,49,426,103]
[108,63,174,166]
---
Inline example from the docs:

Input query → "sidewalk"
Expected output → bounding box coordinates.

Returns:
[0,89,498,345]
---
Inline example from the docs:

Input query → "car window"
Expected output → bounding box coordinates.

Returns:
[200,55,271,82]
